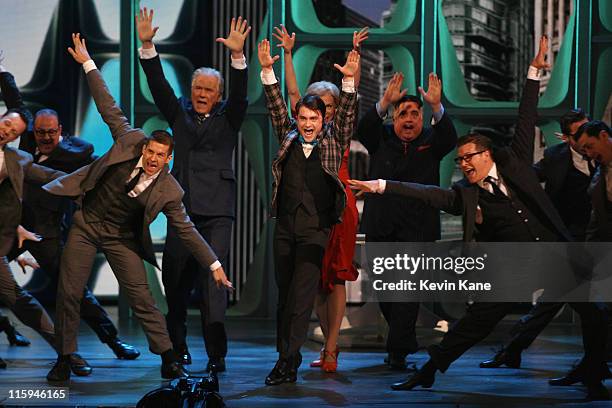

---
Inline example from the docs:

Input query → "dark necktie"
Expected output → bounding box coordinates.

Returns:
[125,167,145,194]
[485,176,506,198]
[587,159,597,177]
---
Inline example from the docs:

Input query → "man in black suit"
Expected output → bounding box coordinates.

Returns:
[45,33,232,382]
[480,108,601,373]
[350,37,609,400]
[0,65,140,360]
[573,120,612,241]
[136,8,250,371]
[357,70,457,368]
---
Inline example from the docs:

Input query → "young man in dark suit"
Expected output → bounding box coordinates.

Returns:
[350,37,610,400]
[136,8,250,371]
[0,108,92,375]
[257,39,358,385]
[0,65,140,360]
[45,34,232,382]
[357,69,457,369]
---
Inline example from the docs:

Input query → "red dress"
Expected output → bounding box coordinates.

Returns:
[320,149,359,293]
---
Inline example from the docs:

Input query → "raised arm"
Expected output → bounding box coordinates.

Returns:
[511,35,550,163]
[272,25,299,113]
[331,50,359,150]
[0,53,25,111]
[24,160,66,185]
[352,27,368,88]
[419,73,458,158]
[68,33,132,140]
[258,39,293,143]
[216,16,251,130]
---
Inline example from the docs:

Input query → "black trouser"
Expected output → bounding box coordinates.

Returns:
[428,301,609,384]
[368,234,420,356]
[162,215,232,358]
[274,207,331,363]
[7,235,118,343]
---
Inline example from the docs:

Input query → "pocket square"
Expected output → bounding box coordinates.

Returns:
[416,144,432,152]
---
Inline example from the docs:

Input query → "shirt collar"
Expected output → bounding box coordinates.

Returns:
[477,162,499,189]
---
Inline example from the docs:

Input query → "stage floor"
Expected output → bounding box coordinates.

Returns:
[0,307,609,407]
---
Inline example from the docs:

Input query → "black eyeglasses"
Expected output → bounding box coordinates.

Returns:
[34,128,59,136]
[454,150,486,164]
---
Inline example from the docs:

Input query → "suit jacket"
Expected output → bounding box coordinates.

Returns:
[358,104,458,241]
[139,55,248,217]
[43,69,218,269]
[384,79,572,242]
[263,81,357,223]
[0,147,64,254]
[1,69,97,238]
[586,167,610,241]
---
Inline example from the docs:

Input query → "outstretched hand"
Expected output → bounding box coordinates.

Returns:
[67,33,91,65]
[212,266,234,291]
[258,39,279,71]
[418,72,442,112]
[216,16,251,58]
[136,7,159,47]
[353,27,369,50]
[334,49,360,78]
[531,35,551,70]
[272,24,295,54]
[380,72,408,111]
[17,255,40,275]
[348,179,380,198]
[16,225,42,249]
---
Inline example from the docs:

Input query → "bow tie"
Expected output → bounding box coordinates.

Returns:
[298,135,318,146]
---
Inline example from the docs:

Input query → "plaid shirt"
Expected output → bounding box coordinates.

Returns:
[264,81,357,221]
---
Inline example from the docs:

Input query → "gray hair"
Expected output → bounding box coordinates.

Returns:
[191,67,224,94]
[305,81,339,106]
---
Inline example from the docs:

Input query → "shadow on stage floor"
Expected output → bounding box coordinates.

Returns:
[0,307,609,407]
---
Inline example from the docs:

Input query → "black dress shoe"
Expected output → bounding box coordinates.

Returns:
[47,358,71,382]
[0,356,6,369]
[70,353,92,376]
[265,360,297,386]
[479,349,521,368]
[161,361,189,379]
[177,346,192,365]
[387,353,408,370]
[106,338,140,360]
[0,317,31,346]
[586,382,610,401]
[391,370,435,390]
[206,357,226,373]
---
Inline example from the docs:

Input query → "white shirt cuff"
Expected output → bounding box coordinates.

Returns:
[82,60,97,74]
[260,69,277,85]
[377,179,386,194]
[527,66,541,81]
[138,44,158,60]
[231,55,247,70]
[431,104,445,125]
[209,260,222,272]
[375,101,388,119]
[342,77,356,93]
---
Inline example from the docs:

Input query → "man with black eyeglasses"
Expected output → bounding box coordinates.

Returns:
[0,64,141,362]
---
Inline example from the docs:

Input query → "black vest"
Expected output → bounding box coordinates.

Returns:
[601,198,612,241]
[0,178,20,232]
[475,182,559,242]
[82,158,154,233]
[556,165,592,241]
[278,142,336,220]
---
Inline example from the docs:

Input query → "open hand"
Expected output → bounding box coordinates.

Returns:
[16,225,42,249]
[67,33,91,65]
[272,24,295,54]
[216,16,251,58]
[348,179,381,198]
[353,27,369,50]
[212,266,234,291]
[380,72,408,111]
[136,7,159,46]
[418,72,442,112]
[17,255,40,274]
[258,39,279,71]
[334,49,360,78]
[531,35,551,70]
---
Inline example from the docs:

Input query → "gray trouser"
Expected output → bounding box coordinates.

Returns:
[0,256,56,349]
[56,210,172,355]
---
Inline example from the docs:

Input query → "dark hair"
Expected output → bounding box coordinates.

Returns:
[146,130,174,154]
[393,94,423,110]
[295,94,326,119]
[559,108,589,136]
[457,133,493,151]
[573,120,612,142]
[35,108,60,121]
[3,108,31,130]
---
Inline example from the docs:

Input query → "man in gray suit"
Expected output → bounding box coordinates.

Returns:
[45,33,232,382]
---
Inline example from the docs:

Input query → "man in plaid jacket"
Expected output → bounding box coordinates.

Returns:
[257,39,358,385]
